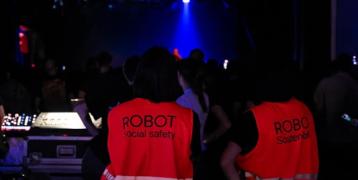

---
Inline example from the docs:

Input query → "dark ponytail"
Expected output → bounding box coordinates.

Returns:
[178,59,208,112]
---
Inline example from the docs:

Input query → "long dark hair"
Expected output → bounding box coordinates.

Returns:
[178,59,208,112]
[133,47,181,102]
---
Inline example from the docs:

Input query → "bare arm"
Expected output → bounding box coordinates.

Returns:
[0,105,5,127]
[221,141,242,180]
[204,105,231,144]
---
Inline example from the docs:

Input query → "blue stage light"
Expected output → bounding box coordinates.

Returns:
[183,0,190,4]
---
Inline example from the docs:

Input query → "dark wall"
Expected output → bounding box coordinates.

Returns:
[299,0,331,106]
[237,0,296,65]
[0,0,17,66]
[8,0,239,69]
[63,1,240,68]
[336,0,358,56]
[302,0,331,69]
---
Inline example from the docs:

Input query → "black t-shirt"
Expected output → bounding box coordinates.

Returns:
[191,113,201,161]
[229,111,258,155]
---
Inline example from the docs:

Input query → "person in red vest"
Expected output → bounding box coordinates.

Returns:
[221,62,319,180]
[101,47,200,180]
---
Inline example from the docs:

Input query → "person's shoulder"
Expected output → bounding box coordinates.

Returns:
[317,76,332,87]
[241,110,255,120]
[167,102,193,116]
[250,102,267,111]
[291,98,310,108]
[109,98,139,112]
[176,94,186,103]
[327,72,351,84]
[318,73,354,91]
[170,101,191,111]
[176,94,191,108]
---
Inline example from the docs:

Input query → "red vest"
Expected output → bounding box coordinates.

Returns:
[236,98,319,179]
[102,98,194,180]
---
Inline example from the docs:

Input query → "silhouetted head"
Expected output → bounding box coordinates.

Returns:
[177,59,207,112]
[332,53,352,73]
[85,57,99,72]
[96,51,112,73]
[44,59,59,76]
[97,52,112,66]
[189,48,205,64]
[133,47,181,102]
[177,59,201,90]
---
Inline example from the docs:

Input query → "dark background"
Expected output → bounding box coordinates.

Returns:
[0,0,348,73]
[336,0,358,56]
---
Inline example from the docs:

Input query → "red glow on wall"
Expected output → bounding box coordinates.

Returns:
[19,28,29,54]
